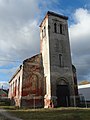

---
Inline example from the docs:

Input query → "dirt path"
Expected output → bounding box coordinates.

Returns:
[0,109,23,120]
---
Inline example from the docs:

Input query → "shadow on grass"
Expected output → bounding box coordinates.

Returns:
[5,107,90,120]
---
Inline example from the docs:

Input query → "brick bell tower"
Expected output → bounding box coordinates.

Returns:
[40,11,76,108]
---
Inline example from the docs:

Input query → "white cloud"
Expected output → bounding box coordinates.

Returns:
[0,0,42,86]
[0,0,63,86]
[0,0,41,66]
[69,8,90,81]
[0,0,62,66]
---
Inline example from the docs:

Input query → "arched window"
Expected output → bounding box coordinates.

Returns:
[54,23,57,33]
[18,77,20,96]
[15,80,17,96]
[59,54,62,67]
[60,24,62,34]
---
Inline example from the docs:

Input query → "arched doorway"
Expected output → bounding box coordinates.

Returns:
[56,78,70,107]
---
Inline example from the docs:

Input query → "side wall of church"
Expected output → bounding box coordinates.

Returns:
[21,54,44,108]
[8,66,23,107]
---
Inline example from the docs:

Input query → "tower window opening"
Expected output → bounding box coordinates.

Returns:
[42,26,46,38]
[54,23,57,33]
[42,30,43,38]
[44,26,46,36]
[60,24,62,34]
[59,54,62,67]
[60,24,65,35]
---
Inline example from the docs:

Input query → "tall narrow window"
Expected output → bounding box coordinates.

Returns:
[62,24,65,35]
[44,26,46,36]
[59,54,62,67]
[18,77,20,96]
[54,23,57,33]
[42,26,46,38]
[15,80,17,96]
[60,24,62,34]
[13,82,14,95]
[42,30,43,38]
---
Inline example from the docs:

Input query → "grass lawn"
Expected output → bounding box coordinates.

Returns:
[0,115,10,120]
[3,107,90,120]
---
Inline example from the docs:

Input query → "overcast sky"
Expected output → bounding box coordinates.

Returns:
[0,0,90,89]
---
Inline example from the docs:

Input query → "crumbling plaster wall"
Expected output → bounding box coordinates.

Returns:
[22,54,44,107]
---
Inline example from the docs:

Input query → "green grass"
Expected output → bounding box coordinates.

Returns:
[0,115,10,120]
[0,105,17,110]
[5,107,90,120]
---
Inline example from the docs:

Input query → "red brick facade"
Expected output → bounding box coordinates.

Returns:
[22,54,44,107]
[8,54,45,108]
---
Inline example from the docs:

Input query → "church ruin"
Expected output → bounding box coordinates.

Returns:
[8,11,78,108]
